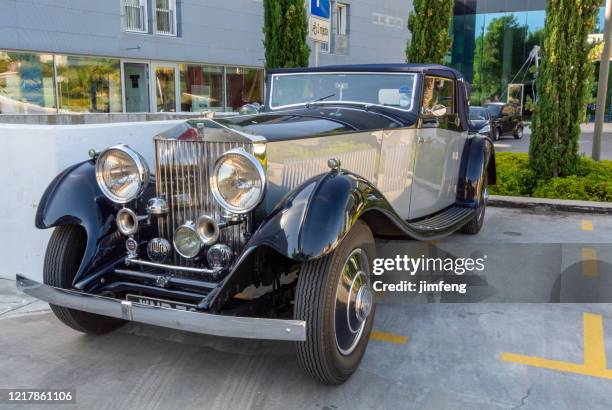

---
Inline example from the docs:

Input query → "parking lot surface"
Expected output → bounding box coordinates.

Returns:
[1,207,611,409]
[494,127,612,160]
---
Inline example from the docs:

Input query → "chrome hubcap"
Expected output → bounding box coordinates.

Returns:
[334,248,372,356]
[355,285,373,322]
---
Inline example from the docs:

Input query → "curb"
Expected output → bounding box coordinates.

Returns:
[488,195,612,214]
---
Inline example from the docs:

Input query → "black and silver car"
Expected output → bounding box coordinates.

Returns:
[19,64,495,385]
[469,106,494,139]
[484,102,524,141]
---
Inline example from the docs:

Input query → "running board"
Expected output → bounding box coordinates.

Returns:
[405,206,475,236]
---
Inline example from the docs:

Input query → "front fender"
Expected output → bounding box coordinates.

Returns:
[246,171,403,262]
[36,160,119,284]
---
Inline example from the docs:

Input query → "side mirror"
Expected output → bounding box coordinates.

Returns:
[238,102,262,115]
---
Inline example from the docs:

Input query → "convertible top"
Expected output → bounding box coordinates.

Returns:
[267,63,466,81]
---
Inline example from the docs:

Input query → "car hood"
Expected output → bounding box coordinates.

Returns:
[469,119,488,131]
[212,105,418,141]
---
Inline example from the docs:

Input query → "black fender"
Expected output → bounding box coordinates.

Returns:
[204,170,408,311]
[35,160,120,284]
[457,134,496,207]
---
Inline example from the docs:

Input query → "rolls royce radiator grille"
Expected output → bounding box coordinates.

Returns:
[154,139,253,267]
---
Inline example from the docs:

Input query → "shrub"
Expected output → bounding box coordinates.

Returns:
[490,152,612,202]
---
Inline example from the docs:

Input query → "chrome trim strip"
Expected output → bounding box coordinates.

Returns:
[16,275,306,342]
[124,257,222,275]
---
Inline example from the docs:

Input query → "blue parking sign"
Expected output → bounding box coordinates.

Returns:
[311,0,330,20]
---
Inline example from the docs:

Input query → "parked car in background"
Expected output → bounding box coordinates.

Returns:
[484,102,523,141]
[469,106,493,139]
[19,64,495,385]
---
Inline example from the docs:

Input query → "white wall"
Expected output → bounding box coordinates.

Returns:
[0,121,184,282]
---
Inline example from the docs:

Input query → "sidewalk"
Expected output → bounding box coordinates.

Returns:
[0,277,49,319]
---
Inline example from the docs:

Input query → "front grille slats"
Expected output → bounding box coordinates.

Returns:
[155,139,253,268]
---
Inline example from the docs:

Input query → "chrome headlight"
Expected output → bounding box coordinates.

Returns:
[479,124,490,135]
[210,148,266,214]
[173,222,202,259]
[95,145,149,203]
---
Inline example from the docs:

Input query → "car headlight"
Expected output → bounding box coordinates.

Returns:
[479,124,490,135]
[210,148,266,214]
[95,145,149,203]
[173,222,202,259]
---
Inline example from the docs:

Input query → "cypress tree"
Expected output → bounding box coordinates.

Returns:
[529,0,600,178]
[263,0,310,69]
[406,0,454,64]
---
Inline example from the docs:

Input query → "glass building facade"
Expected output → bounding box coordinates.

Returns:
[451,0,608,120]
[0,50,264,115]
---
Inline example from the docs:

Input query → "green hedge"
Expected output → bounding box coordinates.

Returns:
[490,153,612,202]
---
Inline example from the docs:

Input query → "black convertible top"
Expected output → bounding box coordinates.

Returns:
[267,63,466,81]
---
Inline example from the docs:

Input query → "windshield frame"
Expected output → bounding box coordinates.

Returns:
[268,71,419,113]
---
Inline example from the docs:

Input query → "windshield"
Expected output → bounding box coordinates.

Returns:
[269,73,417,111]
[485,104,503,116]
[469,107,489,120]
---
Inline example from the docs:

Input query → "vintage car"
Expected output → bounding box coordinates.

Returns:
[18,64,495,385]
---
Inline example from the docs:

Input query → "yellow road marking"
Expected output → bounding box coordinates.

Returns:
[581,219,594,231]
[501,313,612,379]
[370,331,408,345]
[581,248,599,277]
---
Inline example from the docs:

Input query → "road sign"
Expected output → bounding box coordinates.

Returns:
[309,15,331,44]
[310,0,330,20]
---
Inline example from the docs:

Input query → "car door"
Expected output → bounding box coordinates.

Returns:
[409,75,463,220]
[501,104,514,135]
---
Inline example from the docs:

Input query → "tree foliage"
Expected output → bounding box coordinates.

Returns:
[406,0,454,64]
[263,0,310,69]
[529,0,600,179]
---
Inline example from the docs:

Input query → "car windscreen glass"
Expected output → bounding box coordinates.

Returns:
[485,104,503,116]
[469,107,489,120]
[270,73,417,111]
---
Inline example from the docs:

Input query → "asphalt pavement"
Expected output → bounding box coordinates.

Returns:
[494,126,612,160]
[1,207,612,409]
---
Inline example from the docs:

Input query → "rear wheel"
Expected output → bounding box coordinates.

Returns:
[294,221,376,385]
[44,226,125,334]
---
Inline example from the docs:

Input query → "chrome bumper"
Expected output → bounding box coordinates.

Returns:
[16,275,306,342]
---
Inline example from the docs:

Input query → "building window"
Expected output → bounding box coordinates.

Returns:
[180,64,224,112]
[124,0,148,33]
[0,51,56,114]
[155,0,177,36]
[331,2,349,55]
[335,3,348,35]
[55,55,122,113]
[225,67,263,111]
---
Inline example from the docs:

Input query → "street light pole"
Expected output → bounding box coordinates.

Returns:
[593,0,612,161]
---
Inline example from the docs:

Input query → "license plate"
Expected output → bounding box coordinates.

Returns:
[126,294,196,311]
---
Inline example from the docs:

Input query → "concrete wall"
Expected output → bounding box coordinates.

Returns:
[0,121,183,282]
[1,0,412,67]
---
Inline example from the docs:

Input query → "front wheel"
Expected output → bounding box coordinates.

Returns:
[294,221,376,385]
[44,226,125,334]
[514,126,524,139]
[492,127,500,141]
